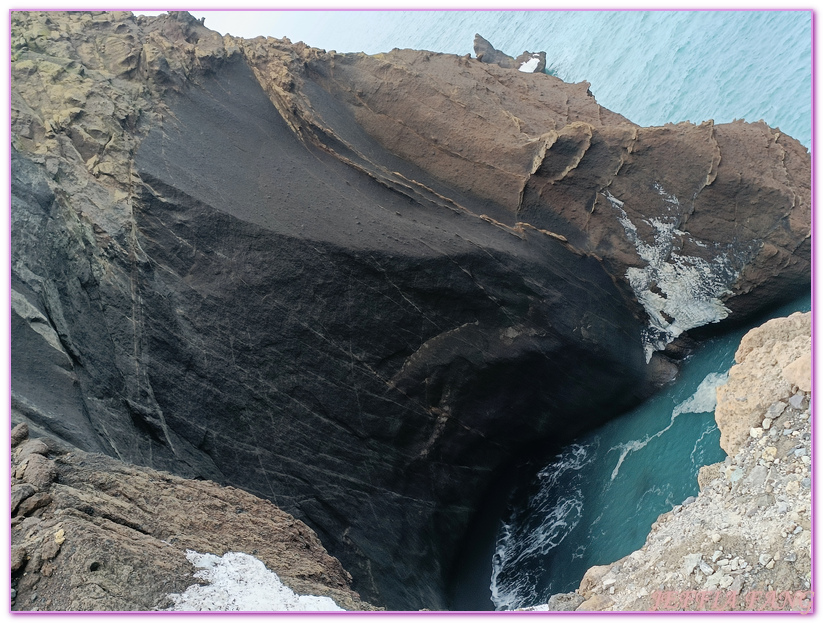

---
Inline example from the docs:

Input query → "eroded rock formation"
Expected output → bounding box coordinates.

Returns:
[715,312,812,455]
[473,34,547,73]
[10,10,810,609]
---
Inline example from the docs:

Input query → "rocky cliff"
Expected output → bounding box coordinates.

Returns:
[10,11,810,609]
[534,312,811,612]
[10,423,376,611]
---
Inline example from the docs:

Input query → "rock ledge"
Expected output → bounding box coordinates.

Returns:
[10,425,377,612]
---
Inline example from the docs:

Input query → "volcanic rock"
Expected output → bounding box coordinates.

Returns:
[11,484,37,515]
[10,10,810,610]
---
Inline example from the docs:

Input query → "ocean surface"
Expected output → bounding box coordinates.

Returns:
[195,9,812,610]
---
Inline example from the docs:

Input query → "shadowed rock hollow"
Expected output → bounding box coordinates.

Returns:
[10,11,810,610]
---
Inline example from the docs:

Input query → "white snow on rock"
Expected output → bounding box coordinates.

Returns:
[518,56,541,72]
[166,550,344,612]
[603,187,738,361]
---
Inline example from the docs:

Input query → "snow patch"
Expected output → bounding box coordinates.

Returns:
[603,188,738,361]
[518,56,541,72]
[166,550,344,612]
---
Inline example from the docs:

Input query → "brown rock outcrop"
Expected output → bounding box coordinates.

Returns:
[473,34,547,73]
[715,312,811,455]
[235,27,809,357]
[10,425,376,612]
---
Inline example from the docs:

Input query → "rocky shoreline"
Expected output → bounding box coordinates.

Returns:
[531,312,812,612]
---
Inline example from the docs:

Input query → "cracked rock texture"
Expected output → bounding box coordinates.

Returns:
[10,10,810,610]
[9,424,376,612]
[537,312,811,612]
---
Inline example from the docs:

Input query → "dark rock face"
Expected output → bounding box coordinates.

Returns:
[10,11,810,610]
[124,56,652,608]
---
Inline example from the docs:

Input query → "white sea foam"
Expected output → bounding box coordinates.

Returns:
[518,55,541,72]
[166,551,344,612]
[674,371,729,416]
[604,188,738,361]
[490,443,594,610]
[609,371,729,481]
[690,423,720,468]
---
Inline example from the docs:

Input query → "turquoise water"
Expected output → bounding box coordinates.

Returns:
[194,9,812,610]
[490,294,810,609]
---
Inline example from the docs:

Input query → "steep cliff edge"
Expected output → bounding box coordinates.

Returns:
[10,11,810,609]
[10,424,376,611]
[536,312,811,612]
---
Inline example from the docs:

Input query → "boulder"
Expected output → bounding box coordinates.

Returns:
[11,483,37,515]
[21,454,58,488]
[11,422,29,447]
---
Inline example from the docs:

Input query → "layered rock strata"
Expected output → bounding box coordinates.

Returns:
[536,312,811,612]
[10,424,376,611]
[10,10,810,609]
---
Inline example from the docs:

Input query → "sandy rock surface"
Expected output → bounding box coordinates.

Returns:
[716,312,812,455]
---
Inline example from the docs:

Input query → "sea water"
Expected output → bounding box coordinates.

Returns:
[194,9,812,610]
[489,295,810,610]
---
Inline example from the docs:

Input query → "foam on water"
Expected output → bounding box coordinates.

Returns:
[676,371,728,416]
[490,443,594,609]
[518,56,541,72]
[608,371,728,481]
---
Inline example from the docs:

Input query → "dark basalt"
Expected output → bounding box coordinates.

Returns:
[10,11,810,611]
[133,58,652,608]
